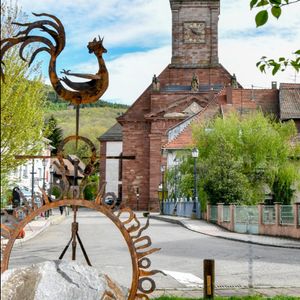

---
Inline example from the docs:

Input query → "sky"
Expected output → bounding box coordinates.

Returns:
[15,0,300,105]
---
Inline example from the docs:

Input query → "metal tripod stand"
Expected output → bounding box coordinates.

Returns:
[58,159,91,266]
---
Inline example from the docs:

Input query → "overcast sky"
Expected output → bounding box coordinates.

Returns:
[16,0,300,105]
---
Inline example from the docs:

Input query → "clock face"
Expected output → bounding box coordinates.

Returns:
[183,22,205,44]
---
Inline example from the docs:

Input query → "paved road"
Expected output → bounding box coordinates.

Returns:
[9,208,300,291]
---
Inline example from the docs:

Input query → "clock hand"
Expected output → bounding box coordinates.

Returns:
[190,28,202,35]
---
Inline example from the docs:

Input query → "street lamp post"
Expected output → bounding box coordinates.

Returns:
[173,158,179,215]
[161,165,165,215]
[49,165,54,216]
[191,147,199,219]
[49,165,54,198]
[42,159,48,218]
[42,159,46,190]
[30,159,36,208]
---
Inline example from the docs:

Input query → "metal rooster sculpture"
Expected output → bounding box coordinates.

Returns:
[0,13,109,105]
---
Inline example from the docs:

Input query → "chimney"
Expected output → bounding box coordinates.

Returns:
[271,81,277,89]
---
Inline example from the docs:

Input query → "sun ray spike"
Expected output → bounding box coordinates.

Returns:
[39,187,50,204]
[95,182,106,205]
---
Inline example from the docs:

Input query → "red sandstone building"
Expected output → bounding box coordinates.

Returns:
[99,0,300,211]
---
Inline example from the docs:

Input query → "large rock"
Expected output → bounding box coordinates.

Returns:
[1,260,127,300]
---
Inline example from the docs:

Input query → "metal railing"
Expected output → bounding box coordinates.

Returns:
[234,206,259,224]
[162,199,176,216]
[210,205,218,222]
[263,205,276,224]
[162,198,201,219]
[280,205,294,225]
[222,206,230,222]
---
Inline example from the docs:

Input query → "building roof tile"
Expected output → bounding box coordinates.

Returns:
[98,123,123,141]
[163,89,224,149]
[279,83,300,120]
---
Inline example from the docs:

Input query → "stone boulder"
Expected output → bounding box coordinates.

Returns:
[1,260,127,300]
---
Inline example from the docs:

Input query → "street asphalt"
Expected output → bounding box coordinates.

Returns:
[150,213,300,249]
[2,210,300,299]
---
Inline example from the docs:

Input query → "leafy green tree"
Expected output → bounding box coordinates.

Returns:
[272,163,298,204]
[44,116,64,155]
[83,175,99,200]
[191,112,299,204]
[1,1,46,175]
[250,0,300,74]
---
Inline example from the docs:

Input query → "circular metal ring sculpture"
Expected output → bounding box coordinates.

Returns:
[49,184,64,201]
[0,195,161,299]
[56,135,97,197]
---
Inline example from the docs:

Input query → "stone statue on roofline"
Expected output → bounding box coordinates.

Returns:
[231,73,238,88]
[191,73,199,92]
[152,74,160,92]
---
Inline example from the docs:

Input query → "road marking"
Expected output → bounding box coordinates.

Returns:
[162,270,203,287]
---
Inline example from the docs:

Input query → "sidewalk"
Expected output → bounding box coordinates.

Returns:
[150,214,300,249]
[2,208,66,246]
[150,287,300,299]
[150,287,300,298]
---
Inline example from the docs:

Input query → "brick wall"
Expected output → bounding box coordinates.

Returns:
[170,0,220,67]
[99,141,106,191]
[294,119,300,133]
[116,0,278,212]
[119,65,232,211]
[231,89,279,117]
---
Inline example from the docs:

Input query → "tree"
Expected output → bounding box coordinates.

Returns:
[1,2,46,177]
[191,112,299,205]
[44,116,64,155]
[250,0,300,74]
[83,174,99,200]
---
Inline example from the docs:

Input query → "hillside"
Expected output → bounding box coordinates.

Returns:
[45,106,126,148]
[44,84,128,149]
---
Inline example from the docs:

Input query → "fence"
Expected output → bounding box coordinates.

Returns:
[161,198,201,219]
[210,206,218,223]
[222,206,230,222]
[280,205,294,225]
[161,200,300,239]
[263,205,276,224]
[207,202,300,239]
[234,206,259,234]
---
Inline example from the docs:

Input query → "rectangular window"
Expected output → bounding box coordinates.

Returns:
[23,166,28,178]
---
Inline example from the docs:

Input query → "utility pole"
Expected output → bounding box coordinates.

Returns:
[30,159,36,207]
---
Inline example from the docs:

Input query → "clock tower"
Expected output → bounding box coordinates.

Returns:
[170,0,220,68]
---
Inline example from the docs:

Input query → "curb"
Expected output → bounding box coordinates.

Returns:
[150,215,300,250]
[14,220,50,245]
[15,214,66,245]
[151,286,300,298]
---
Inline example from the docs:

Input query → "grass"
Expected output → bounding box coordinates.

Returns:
[45,106,127,149]
[154,296,300,300]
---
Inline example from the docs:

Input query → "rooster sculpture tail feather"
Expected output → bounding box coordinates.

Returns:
[0,13,109,105]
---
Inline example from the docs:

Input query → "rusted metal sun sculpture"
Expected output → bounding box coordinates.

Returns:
[1,136,162,299]
[1,198,162,299]
[0,13,162,299]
